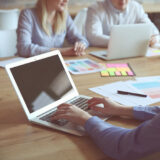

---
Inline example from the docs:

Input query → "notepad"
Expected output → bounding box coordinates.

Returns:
[100,63,135,77]
[146,48,160,57]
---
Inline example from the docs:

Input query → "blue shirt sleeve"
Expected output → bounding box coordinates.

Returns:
[66,14,89,47]
[84,114,160,160]
[17,9,51,57]
[133,106,160,121]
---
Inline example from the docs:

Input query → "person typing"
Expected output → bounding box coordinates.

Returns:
[51,97,160,160]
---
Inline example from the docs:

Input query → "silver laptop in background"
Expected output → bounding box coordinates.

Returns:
[89,23,152,60]
[5,50,107,136]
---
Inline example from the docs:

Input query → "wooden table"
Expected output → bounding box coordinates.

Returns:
[1,47,160,160]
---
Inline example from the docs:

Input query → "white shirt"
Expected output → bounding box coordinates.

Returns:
[85,0,159,47]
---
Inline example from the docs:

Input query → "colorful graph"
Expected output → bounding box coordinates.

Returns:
[100,63,135,77]
[131,81,160,99]
[65,59,102,75]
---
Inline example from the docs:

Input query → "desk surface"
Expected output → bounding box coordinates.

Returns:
[1,48,160,160]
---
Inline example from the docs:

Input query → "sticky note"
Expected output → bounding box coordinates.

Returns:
[115,71,121,76]
[153,49,160,53]
[101,70,109,76]
[100,63,135,77]
[127,71,134,76]
[121,71,127,76]
[107,68,116,72]
[108,71,115,76]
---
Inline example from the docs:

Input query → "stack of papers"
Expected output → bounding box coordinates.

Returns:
[90,76,160,106]
[0,57,25,68]
[146,48,160,57]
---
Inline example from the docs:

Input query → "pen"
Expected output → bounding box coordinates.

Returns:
[117,90,147,97]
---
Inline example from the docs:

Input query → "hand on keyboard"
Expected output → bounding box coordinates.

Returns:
[51,103,92,126]
[40,111,68,126]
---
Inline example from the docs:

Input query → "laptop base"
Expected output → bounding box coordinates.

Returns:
[89,50,108,60]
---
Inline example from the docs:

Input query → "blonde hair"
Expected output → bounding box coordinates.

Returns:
[36,0,67,35]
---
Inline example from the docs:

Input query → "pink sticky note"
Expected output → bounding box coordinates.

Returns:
[106,64,113,67]
[115,71,121,76]
[118,64,128,67]
[127,71,134,76]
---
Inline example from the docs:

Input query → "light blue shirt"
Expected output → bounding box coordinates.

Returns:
[85,106,160,160]
[17,8,89,57]
[85,0,159,47]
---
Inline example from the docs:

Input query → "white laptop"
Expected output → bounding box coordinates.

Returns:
[89,23,152,60]
[5,50,107,136]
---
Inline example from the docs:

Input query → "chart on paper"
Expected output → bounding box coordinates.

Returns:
[65,59,102,75]
[130,81,160,99]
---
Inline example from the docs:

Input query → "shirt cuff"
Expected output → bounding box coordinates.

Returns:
[133,106,157,121]
[133,106,145,120]
[78,40,89,48]
[34,46,51,56]
[84,116,113,134]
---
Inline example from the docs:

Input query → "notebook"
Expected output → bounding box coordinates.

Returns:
[89,23,151,60]
[5,50,107,136]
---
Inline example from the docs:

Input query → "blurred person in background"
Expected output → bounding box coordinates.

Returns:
[17,0,89,57]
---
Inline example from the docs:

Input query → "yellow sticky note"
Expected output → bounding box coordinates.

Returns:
[153,49,160,53]
[101,70,109,76]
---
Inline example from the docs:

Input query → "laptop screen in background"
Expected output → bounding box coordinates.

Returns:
[11,55,73,113]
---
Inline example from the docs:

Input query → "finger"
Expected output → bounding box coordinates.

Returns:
[76,45,81,54]
[78,43,84,52]
[151,39,157,46]
[88,98,108,108]
[74,47,81,56]
[88,101,102,108]
[77,42,85,53]
[89,105,104,113]
[150,35,158,46]
[75,51,81,56]
[51,114,68,121]
[74,42,79,51]
[52,110,68,116]
[77,51,84,56]
[79,43,86,53]
[81,43,86,51]
[79,52,86,56]
[58,103,71,109]
[74,42,86,56]
[73,51,79,56]
[88,97,103,104]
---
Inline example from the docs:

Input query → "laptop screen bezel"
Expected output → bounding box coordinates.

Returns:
[5,50,79,120]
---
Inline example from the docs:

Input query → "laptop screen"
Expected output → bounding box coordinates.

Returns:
[10,55,73,113]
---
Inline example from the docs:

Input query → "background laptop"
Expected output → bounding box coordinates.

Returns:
[89,23,152,60]
[5,50,107,136]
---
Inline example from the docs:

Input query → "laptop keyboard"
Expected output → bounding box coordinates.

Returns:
[40,97,89,126]
[70,97,89,110]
